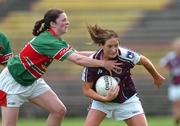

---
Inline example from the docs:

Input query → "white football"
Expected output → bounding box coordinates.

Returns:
[95,75,118,96]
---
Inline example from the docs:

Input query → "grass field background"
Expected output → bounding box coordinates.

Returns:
[7,116,173,126]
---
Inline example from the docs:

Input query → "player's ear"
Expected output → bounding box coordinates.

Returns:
[50,21,56,28]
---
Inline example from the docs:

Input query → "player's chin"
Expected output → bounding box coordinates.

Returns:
[109,55,117,59]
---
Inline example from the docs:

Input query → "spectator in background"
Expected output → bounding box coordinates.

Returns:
[0,32,13,66]
[81,24,165,126]
[0,9,120,126]
[160,38,180,126]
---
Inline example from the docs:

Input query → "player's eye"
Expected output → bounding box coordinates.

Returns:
[107,45,113,48]
[62,18,67,22]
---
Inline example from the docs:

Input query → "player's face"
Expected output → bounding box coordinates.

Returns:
[101,37,119,60]
[53,12,70,35]
[173,42,180,55]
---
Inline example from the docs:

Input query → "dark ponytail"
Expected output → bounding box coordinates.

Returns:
[32,9,65,36]
[32,19,45,36]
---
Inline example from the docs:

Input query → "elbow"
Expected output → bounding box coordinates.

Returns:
[139,55,149,65]
[75,55,86,66]
[82,88,91,97]
[73,57,84,66]
[83,89,89,96]
[74,60,82,66]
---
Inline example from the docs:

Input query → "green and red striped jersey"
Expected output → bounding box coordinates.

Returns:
[0,32,13,65]
[7,29,75,86]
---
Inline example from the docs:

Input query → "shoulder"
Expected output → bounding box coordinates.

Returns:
[118,47,140,61]
[0,32,8,41]
[91,48,103,59]
[37,31,57,41]
[162,51,176,61]
[160,51,176,66]
[33,31,65,46]
[0,32,6,37]
[0,32,10,47]
[166,51,176,59]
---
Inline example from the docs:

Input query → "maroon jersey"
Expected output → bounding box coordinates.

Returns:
[82,47,141,103]
[160,52,180,85]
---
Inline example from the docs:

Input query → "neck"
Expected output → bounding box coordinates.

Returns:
[49,28,64,38]
[101,53,109,60]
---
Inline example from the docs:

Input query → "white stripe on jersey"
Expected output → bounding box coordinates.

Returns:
[160,51,176,67]
[118,47,141,65]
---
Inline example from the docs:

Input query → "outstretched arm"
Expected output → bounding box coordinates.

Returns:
[75,50,95,57]
[137,55,165,88]
[67,52,121,74]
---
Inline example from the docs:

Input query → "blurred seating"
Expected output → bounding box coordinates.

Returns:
[122,0,180,44]
[0,0,169,54]
[33,0,168,11]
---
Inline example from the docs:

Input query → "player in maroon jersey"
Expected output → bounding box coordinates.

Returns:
[160,38,180,126]
[82,24,165,126]
[0,9,120,126]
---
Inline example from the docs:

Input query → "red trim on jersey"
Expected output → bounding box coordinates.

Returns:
[20,56,42,78]
[20,43,50,78]
[0,90,7,106]
[54,46,73,60]
[48,28,58,38]
[0,53,13,64]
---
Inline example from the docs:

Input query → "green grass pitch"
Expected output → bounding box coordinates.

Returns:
[13,116,173,126]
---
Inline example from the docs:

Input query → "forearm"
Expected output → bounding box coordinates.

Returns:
[140,55,161,79]
[76,55,104,67]
[75,51,95,57]
[83,88,107,102]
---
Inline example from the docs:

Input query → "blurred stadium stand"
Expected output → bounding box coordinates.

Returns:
[0,0,178,117]
[121,0,180,44]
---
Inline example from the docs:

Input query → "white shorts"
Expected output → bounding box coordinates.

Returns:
[168,85,180,101]
[91,94,144,121]
[0,67,51,107]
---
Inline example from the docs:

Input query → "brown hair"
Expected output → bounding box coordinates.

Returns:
[87,24,119,45]
[32,9,65,36]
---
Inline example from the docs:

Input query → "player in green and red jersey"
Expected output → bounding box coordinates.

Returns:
[0,32,13,66]
[0,9,120,126]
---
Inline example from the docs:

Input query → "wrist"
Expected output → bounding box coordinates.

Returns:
[99,60,105,67]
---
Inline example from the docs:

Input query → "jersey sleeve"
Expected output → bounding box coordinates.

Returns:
[129,51,140,65]
[120,47,141,65]
[81,55,96,83]
[160,52,175,67]
[81,67,96,83]
[81,67,88,82]
[0,33,13,65]
[31,37,75,61]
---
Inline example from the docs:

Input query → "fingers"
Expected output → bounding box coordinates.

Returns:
[155,79,165,88]
[114,62,123,66]
[105,60,123,74]
[111,68,119,74]
[110,85,119,96]
[111,60,123,66]
[115,85,119,95]
[106,85,119,101]
[109,70,112,76]
[155,81,161,88]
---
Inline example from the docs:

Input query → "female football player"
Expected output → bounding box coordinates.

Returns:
[81,24,165,126]
[160,38,180,126]
[0,9,120,126]
[0,32,13,66]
